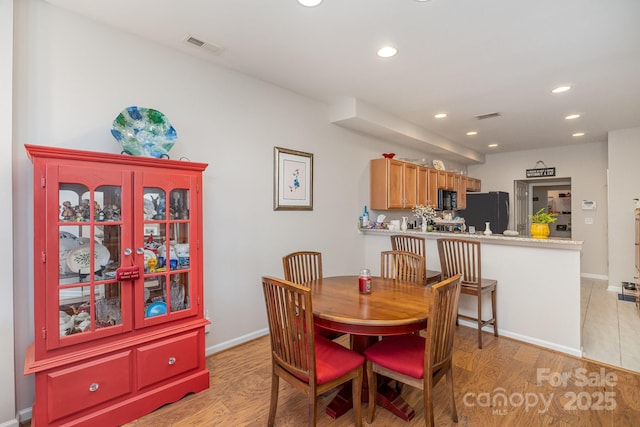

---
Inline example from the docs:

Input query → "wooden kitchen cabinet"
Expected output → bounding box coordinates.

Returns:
[456,175,467,210]
[417,166,438,207]
[466,177,482,192]
[370,157,480,210]
[437,170,456,190]
[370,158,418,209]
[24,145,210,426]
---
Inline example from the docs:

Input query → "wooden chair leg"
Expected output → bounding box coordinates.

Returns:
[423,375,435,427]
[492,288,499,337]
[352,368,363,427]
[268,372,279,427]
[477,292,483,349]
[447,369,458,423]
[367,362,377,423]
[308,394,318,427]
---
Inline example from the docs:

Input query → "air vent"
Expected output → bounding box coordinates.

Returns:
[183,35,222,55]
[186,36,205,47]
[475,112,501,120]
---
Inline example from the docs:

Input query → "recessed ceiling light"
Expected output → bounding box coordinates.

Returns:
[488,144,498,148]
[466,131,478,136]
[552,85,572,93]
[565,114,581,120]
[572,132,585,137]
[377,46,398,58]
[434,113,447,119]
[298,0,322,6]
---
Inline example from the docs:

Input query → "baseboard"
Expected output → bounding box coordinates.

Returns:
[607,284,622,292]
[205,328,269,356]
[580,273,608,281]
[0,418,19,427]
[457,319,582,357]
[15,407,31,425]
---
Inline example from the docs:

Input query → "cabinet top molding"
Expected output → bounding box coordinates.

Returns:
[25,144,208,172]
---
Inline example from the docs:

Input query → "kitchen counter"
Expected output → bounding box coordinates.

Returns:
[360,227,583,356]
[359,227,583,251]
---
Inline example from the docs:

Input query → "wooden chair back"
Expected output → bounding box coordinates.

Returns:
[425,274,463,374]
[380,250,425,285]
[390,234,427,280]
[282,251,345,340]
[437,238,482,288]
[282,251,322,285]
[262,276,316,380]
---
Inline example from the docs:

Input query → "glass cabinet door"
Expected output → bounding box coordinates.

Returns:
[137,174,197,327]
[52,168,133,349]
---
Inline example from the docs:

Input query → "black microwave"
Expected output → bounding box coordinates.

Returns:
[437,189,457,211]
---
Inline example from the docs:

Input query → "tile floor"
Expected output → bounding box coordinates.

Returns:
[581,277,640,372]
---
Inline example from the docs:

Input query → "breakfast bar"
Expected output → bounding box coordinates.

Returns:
[360,228,584,356]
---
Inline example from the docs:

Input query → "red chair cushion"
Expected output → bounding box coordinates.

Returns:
[292,335,364,385]
[364,334,425,379]
[315,336,364,384]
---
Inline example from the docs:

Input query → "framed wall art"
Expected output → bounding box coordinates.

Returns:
[273,146,313,210]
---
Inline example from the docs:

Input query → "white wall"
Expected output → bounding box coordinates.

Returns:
[468,142,609,277]
[607,127,640,290]
[1,0,17,426]
[10,0,433,416]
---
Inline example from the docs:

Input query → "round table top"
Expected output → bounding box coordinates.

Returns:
[308,275,432,336]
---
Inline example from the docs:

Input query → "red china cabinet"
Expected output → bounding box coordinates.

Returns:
[23,145,210,426]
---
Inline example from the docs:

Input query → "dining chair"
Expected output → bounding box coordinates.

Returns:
[282,251,343,340]
[437,238,498,349]
[380,250,425,285]
[282,251,323,285]
[390,235,442,285]
[365,273,462,427]
[261,276,364,427]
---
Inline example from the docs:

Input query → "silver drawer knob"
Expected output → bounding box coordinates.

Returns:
[89,383,99,392]
[168,357,176,365]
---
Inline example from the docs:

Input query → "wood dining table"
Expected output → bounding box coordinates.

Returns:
[307,275,433,421]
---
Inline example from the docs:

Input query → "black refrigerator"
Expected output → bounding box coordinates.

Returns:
[461,191,510,234]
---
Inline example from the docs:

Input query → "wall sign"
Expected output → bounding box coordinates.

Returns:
[526,161,556,178]
[526,167,556,178]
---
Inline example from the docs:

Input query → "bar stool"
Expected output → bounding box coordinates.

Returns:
[390,234,441,285]
[437,238,498,349]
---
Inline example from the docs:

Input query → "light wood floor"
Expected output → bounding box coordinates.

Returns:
[581,278,640,372]
[121,326,640,426]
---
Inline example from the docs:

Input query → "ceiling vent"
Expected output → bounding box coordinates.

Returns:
[183,35,222,55]
[475,112,501,120]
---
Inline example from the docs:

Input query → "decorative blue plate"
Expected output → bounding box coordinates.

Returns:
[111,106,177,158]
[145,301,167,317]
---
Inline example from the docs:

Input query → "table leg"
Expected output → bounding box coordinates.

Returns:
[324,335,416,421]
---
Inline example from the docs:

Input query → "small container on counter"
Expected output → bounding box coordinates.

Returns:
[359,269,372,294]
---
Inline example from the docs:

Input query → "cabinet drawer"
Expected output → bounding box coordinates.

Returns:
[47,351,133,422]
[136,331,200,389]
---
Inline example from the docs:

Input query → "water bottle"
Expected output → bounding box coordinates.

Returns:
[362,205,369,227]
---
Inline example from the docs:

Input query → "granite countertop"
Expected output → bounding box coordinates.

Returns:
[358,227,583,250]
